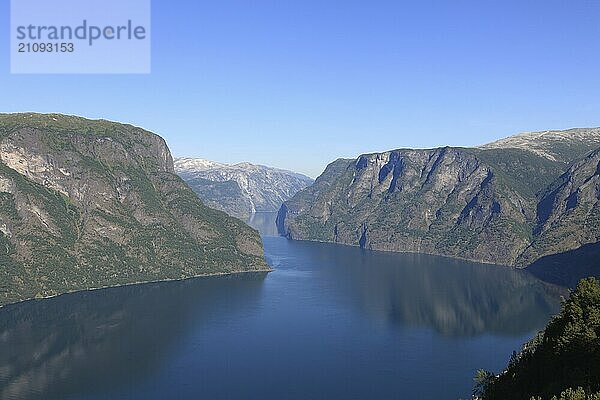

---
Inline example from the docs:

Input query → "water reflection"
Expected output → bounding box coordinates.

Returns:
[278,239,565,336]
[527,242,600,288]
[0,274,267,400]
[0,237,566,400]
[247,212,278,236]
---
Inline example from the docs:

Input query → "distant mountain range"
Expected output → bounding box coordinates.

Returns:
[277,127,600,282]
[175,158,313,219]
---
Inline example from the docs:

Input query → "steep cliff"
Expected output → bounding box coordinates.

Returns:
[278,128,600,268]
[520,147,600,266]
[0,113,270,306]
[175,157,313,219]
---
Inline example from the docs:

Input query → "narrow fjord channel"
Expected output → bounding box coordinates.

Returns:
[0,213,563,400]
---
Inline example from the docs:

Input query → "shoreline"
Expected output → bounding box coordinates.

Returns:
[280,235,517,268]
[0,266,272,309]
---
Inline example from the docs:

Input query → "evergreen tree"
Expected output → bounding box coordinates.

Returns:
[478,277,600,400]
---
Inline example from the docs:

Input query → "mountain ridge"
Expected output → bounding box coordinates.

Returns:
[175,157,313,219]
[480,127,600,163]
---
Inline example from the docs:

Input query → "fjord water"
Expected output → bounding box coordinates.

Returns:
[0,214,563,400]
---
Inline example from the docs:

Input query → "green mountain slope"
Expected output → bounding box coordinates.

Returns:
[0,113,270,306]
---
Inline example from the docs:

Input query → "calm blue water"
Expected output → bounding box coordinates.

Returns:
[0,216,563,400]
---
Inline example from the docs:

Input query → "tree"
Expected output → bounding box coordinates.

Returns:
[476,277,600,400]
[473,369,494,399]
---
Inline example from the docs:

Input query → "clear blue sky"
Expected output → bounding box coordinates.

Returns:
[1,0,600,177]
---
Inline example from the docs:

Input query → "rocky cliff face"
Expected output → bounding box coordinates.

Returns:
[0,113,269,306]
[175,157,313,219]
[278,128,600,268]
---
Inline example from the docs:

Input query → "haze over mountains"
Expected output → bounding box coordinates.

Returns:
[175,157,313,219]
[278,127,600,281]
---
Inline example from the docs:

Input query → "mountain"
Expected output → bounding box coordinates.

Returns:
[277,128,600,271]
[524,146,600,260]
[480,127,600,164]
[0,113,270,307]
[174,157,313,219]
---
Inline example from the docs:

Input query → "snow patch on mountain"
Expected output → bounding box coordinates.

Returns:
[174,157,314,219]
